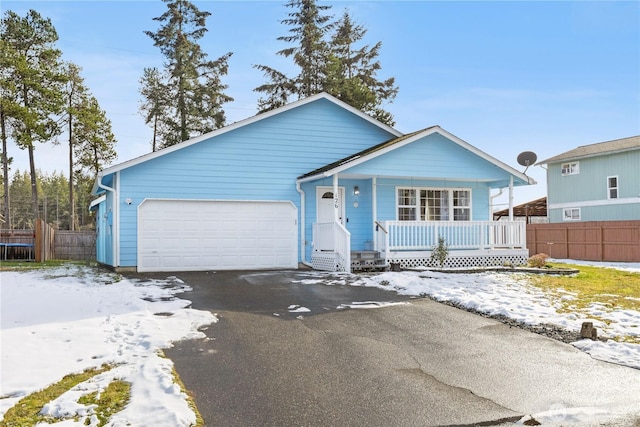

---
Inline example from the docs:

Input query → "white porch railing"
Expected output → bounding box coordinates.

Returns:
[376,220,526,254]
[312,222,351,272]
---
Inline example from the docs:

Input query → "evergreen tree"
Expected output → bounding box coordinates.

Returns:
[73,96,117,177]
[0,37,18,229]
[254,2,398,126]
[254,0,333,113]
[61,63,87,230]
[143,0,233,148]
[139,67,170,152]
[0,10,66,221]
[327,11,398,125]
[59,64,116,229]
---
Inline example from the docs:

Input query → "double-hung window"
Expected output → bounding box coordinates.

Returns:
[397,188,471,221]
[607,176,618,199]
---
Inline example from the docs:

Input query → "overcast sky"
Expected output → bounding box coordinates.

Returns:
[3,0,639,206]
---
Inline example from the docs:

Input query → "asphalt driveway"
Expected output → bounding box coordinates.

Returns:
[145,270,640,427]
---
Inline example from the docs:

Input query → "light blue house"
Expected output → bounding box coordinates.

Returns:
[91,93,534,272]
[538,136,640,223]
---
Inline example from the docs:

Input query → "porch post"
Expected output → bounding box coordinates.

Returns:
[372,177,377,249]
[333,173,339,222]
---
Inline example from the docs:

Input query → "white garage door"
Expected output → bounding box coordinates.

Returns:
[138,199,298,272]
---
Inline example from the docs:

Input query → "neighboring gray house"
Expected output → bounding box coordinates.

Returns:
[537,136,640,223]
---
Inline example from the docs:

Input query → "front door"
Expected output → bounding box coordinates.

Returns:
[315,187,345,252]
[317,187,345,224]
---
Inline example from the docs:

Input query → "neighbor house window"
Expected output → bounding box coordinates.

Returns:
[563,208,581,221]
[607,176,618,199]
[397,188,471,221]
[561,162,579,176]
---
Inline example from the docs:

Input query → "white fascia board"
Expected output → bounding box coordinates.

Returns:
[88,194,106,211]
[98,93,401,178]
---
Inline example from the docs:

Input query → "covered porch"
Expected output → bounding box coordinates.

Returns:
[311,219,528,272]
[297,126,536,272]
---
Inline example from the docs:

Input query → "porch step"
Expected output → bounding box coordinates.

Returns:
[351,251,388,272]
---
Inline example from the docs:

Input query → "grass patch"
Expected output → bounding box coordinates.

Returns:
[0,365,113,427]
[0,260,92,272]
[532,263,640,312]
[78,379,131,427]
[530,263,640,343]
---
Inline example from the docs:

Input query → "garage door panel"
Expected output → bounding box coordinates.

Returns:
[138,200,297,272]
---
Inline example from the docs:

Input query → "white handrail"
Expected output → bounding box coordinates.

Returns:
[379,220,526,251]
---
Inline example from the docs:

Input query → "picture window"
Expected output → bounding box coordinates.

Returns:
[563,208,580,221]
[561,162,579,176]
[397,187,471,221]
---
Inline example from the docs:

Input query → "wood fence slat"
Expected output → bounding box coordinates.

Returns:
[527,220,640,262]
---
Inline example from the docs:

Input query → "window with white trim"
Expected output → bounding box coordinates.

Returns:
[397,188,471,221]
[563,208,580,221]
[607,176,618,199]
[561,162,579,176]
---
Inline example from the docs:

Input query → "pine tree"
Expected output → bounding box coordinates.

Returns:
[254,0,333,113]
[254,2,398,125]
[143,0,233,148]
[139,67,170,152]
[1,10,66,222]
[327,11,398,126]
[73,96,117,177]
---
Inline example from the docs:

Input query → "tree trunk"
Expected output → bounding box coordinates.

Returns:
[0,104,11,229]
[68,110,75,231]
[28,142,38,223]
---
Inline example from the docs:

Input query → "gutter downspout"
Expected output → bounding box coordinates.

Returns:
[509,176,514,221]
[490,188,504,221]
[296,181,312,268]
[97,173,118,267]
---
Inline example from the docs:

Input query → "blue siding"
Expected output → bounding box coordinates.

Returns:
[95,189,115,266]
[346,133,518,185]
[115,99,396,267]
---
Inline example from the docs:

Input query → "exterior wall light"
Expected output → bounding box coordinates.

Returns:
[354,186,360,196]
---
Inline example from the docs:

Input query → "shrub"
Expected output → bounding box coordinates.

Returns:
[430,236,449,268]
[528,253,549,268]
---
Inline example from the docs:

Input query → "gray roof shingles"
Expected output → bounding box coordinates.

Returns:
[537,135,640,165]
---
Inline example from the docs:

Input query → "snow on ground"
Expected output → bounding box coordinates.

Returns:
[0,264,216,426]
[295,259,640,371]
[1,260,639,425]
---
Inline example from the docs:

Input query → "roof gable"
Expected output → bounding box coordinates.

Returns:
[538,135,640,165]
[299,126,534,186]
[96,93,401,179]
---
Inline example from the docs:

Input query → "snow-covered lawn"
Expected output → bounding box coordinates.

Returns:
[1,260,639,425]
[0,264,216,426]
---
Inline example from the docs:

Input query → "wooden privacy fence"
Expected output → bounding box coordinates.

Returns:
[1,220,96,262]
[53,229,96,261]
[527,220,640,262]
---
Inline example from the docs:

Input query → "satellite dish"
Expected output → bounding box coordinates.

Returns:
[517,151,537,174]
